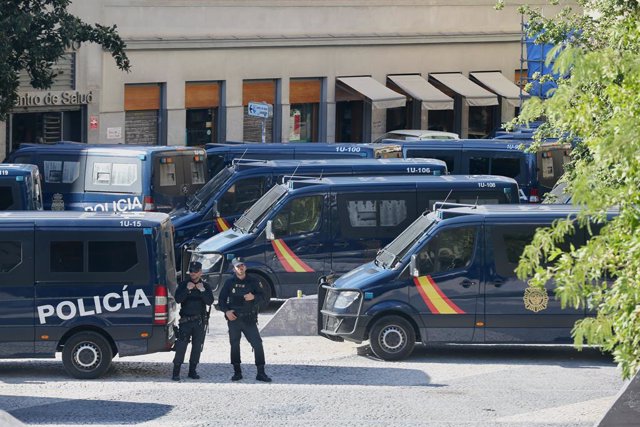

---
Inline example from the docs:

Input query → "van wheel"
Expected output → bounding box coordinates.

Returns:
[251,272,273,310]
[62,332,113,379]
[369,316,415,361]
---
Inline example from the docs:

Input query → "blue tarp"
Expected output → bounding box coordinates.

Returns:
[526,36,559,98]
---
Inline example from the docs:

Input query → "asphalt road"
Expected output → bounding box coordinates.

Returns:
[0,302,625,427]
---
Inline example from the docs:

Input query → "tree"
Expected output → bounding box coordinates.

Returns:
[0,0,130,121]
[497,0,640,378]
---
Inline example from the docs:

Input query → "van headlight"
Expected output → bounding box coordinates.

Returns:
[191,253,222,273]
[333,291,360,309]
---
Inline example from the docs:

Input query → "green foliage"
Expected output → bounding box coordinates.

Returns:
[501,0,640,378]
[0,0,130,120]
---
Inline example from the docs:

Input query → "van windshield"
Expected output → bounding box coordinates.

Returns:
[234,184,288,233]
[375,212,438,269]
[187,166,234,212]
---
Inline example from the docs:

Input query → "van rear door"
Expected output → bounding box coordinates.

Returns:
[0,226,35,356]
[153,151,208,212]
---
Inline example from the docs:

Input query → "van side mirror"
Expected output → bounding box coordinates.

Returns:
[265,220,275,241]
[410,254,419,277]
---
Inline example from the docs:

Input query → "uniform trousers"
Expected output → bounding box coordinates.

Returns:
[173,318,206,365]
[227,316,265,365]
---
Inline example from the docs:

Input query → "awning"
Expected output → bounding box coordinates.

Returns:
[470,72,529,107]
[337,77,406,109]
[429,73,498,107]
[388,75,453,110]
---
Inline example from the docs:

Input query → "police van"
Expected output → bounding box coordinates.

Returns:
[0,164,43,210]
[318,204,613,361]
[6,142,208,212]
[0,211,178,378]
[205,142,402,175]
[172,157,448,265]
[398,139,571,203]
[190,175,520,300]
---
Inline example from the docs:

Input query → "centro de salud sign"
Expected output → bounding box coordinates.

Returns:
[15,90,95,108]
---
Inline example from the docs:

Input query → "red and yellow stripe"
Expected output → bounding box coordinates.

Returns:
[271,239,315,273]
[413,276,465,314]
[214,217,231,232]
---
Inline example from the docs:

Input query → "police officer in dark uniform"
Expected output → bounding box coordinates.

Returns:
[218,257,272,382]
[172,261,214,381]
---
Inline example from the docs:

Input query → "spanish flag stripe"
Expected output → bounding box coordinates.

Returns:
[272,240,297,272]
[426,276,465,314]
[272,239,315,273]
[413,277,440,314]
[215,217,230,232]
[413,276,465,314]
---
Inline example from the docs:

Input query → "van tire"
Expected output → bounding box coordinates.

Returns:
[62,332,113,379]
[369,315,415,361]
[251,271,272,310]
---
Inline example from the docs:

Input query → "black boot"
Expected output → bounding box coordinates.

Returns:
[188,363,200,379]
[231,363,243,381]
[256,365,272,383]
[172,363,181,381]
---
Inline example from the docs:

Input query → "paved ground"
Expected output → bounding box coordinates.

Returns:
[0,303,626,426]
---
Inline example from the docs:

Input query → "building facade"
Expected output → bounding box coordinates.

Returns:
[2,0,559,159]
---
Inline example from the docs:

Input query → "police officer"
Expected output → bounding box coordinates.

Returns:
[172,261,214,381]
[218,257,272,382]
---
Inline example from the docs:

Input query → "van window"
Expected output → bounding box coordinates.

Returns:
[417,226,477,275]
[50,241,83,272]
[43,160,80,184]
[159,163,177,187]
[470,156,521,179]
[88,241,138,272]
[273,195,323,236]
[338,192,415,239]
[219,177,266,216]
[191,161,206,185]
[84,158,141,194]
[0,186,14,210]
[0,241,21,272]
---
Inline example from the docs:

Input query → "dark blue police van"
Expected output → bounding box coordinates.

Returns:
[205,142,402,175]
[191,175,521,300]
[6,142,208,212]
[397,139,571,203]
[0,164,43,210]
[319,204,613,360]
[0,211,178,378]
[171,157,448,264]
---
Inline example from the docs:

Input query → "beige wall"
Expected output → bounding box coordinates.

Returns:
[1,0,561,158]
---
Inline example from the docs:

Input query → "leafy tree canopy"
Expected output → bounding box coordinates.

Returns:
[497,0,640,378]
[0,0,130,121]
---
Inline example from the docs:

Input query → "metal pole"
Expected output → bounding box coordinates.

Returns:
[261,118,266,143]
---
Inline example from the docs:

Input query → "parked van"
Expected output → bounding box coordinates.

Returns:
[0,211,178,378]
[0,164,43,210]
[319,204,613,360]
[191,175,520,300]
[205,142,402,175]
[400,139,572,202]
[172,157,448,263]
[6,142,208,212]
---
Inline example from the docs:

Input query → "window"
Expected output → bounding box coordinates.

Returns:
[272,195,323,237]
[159,163,177,186]
[469,157,490,174]
[89,241,138,272]
[190,161,206,185]
[492,158,521,178]
[0,186,14,210]
[417,226,476,275]
[84,157,141,193]
[50,241,83,272]
[219,177,266,216]
[289,78,321,142]
[338,192,415,239]
[43,160,80,184]
[0,241,22,272]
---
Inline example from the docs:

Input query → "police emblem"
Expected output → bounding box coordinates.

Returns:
[51,193,65,211]
[524,287,549,312]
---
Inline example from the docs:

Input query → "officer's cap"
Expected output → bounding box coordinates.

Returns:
[188,261,202,273]
[231,257,245,268]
